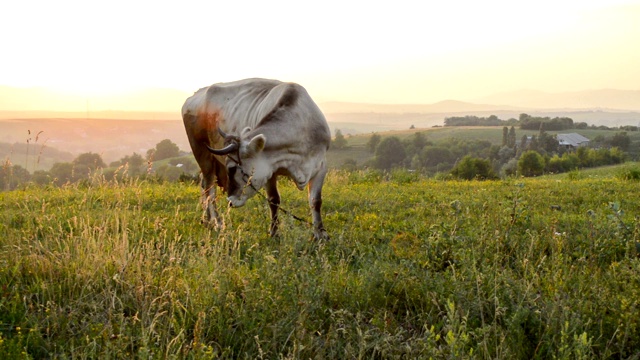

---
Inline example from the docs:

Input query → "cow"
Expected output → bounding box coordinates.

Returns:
[182,78,331,240]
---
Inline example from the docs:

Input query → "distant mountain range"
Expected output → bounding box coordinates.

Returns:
[317,89,640,133]
[319,89,640,114]
[1,87,639,135]
[474,89,640,112]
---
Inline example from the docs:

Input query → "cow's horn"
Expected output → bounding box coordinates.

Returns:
[206,142,239,155]
[218,127,229,139]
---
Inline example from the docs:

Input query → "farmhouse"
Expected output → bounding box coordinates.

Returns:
[557,133,590,150]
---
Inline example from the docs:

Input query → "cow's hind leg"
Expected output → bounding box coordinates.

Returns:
[308,165,329,241]
[266,176,280,237]
[201,175,223,230]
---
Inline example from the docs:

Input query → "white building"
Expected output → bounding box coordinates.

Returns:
[557,133,590,149]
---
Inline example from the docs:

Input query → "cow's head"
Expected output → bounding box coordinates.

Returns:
[207,127,268,207]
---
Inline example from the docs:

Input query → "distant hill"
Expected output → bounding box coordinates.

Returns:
[320,89,640,114]
[318,100,523,114]
[475,89,640,112]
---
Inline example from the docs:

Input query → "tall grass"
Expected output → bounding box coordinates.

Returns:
[1,171,639,358]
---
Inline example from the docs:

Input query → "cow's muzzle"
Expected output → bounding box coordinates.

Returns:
[228,196,246,208]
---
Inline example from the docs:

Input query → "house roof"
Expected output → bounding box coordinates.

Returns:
[557,133,590,147]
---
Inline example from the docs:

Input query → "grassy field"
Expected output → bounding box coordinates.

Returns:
[1,171,640,358]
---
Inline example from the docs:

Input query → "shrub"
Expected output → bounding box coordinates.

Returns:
[450,155,497,180]
[518,150,545,177]
[618,165,640,180]
[374,137,406,170]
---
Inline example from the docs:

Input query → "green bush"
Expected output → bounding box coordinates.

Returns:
[518,150,545,177]
[450,155,497,180]
[618,165,640,180]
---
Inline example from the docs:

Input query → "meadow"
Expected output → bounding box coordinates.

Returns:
[1,169,639,358]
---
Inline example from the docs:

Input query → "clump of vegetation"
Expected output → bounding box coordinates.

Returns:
[617,164,640,180]
[450,155,497,180]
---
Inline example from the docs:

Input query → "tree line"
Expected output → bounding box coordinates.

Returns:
[445,113,640,132]
[1,139,199,191]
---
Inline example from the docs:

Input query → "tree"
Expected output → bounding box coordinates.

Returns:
[497,146,516,164]
[0,164,30,190]
[367,133,381,153]
[537,131,559,154]
[119,153,145,175]
[450,156,496,180]
[151,139,180,161]
[502,126,509,147]
[122,153,145,168]
[31,170,51,186]
[609,132,631,151]
[520,134,528,150]
[71,152,106,180]
[73,152,106,171]
[508,126,517,148]
[374,137,406,170]
[49,162,74,186]
[420,146,453,168]
[527,135,538,151]
[518,151,545,177]
[403,132,430,159]
[332,129,348,150]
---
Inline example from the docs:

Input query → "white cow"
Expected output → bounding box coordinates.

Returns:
[182,78,331,240]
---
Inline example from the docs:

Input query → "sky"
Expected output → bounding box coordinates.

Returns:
[1,0,639,111]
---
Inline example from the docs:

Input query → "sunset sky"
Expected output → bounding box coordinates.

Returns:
[1,0,639,111]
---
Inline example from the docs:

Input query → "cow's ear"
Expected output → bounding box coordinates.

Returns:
[241,127,252,137]
[246,134,266,156]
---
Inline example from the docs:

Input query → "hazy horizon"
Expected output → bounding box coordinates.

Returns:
[2,0,639,113]
[2,87,640,117]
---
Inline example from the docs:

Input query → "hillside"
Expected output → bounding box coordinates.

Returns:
[476,89,640,111]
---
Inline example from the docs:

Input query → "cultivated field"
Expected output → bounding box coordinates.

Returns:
[1,170,639,358]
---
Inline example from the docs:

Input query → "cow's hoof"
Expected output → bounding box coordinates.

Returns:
[313,228,329,241]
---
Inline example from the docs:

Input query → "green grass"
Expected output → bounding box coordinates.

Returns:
[1,173,640,358]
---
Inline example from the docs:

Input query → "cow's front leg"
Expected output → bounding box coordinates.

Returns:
[201,178,223,230]
[265,176,280,237]
[308,166,329,241]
